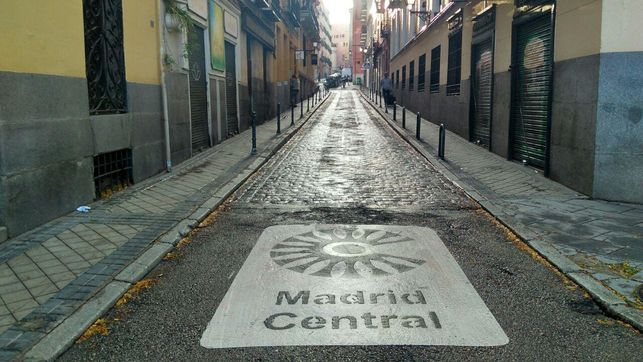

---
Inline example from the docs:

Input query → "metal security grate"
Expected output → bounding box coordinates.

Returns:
[93,149,133,198]
[418,54,426,92]
[402,66,406,90]
[409,60,415,91]
[447,30,462,96]
[430,46,441,93]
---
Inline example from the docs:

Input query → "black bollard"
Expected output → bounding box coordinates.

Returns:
[307,95,310,112]
[276,103,281,134]
[393,102,397,121]
[438,124,446,160]
[291,104,294,126]
[416,112,421,140]
[402,107,406,129]
[251,111,257,155]
[300,95,303,118]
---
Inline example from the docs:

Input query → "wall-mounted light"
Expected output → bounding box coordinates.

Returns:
[409,0,431,22]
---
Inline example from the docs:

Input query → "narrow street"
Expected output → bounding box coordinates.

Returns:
[62,90,640,360]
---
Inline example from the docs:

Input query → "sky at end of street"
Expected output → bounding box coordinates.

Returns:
[323,0,351,25]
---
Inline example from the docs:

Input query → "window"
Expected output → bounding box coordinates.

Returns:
[83,0,127,114]
[418,54,426,92]
[447,30,462,96]
[402,66,406,89]
[409,60,415,91]
[430,46,440,93]
[396,69,400,88]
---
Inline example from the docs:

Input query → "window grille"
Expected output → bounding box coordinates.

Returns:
[83,0,127,114]
[93,149,133,198]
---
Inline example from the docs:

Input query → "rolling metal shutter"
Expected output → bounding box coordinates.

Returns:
[510,14,553,168]
[224,41,239,137]
[470,39,493,147]
[189,27,210,152]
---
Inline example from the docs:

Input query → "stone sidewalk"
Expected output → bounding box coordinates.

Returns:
[361,90,643,329]
[0,92,330,360]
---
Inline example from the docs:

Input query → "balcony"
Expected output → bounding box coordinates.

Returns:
[260,0,280,22]
[284,2,301,28]
[515,0,551,7]
[299,1,320,38]
[380,24,390,38]
[373,40,383,56]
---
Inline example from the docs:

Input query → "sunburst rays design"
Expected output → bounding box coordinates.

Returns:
[270,227,425,278]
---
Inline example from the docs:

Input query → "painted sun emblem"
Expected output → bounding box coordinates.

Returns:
[270,227,425,278]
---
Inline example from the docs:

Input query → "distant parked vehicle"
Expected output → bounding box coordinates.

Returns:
[325,73,341,88]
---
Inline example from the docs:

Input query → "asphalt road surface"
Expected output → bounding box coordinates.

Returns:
[61,90,641,361]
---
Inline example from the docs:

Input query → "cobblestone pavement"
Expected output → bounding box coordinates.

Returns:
[0,96,322,358]
[238,91,469,210]
[364,92,643,310]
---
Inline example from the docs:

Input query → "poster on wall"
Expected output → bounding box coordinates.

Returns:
[209,1,225,71]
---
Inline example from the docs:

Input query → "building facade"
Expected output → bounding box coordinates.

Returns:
[351,0,368,84]
[0,0,167,238]
[0,0,321,241]
[317,4,334,80]
[331,24,351,73]
[388,0,643,203]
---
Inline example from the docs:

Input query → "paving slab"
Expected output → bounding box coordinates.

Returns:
[0,92,332,358]
[362,92,643,329]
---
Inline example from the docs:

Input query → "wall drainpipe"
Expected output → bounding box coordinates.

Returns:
[158,0,172,173]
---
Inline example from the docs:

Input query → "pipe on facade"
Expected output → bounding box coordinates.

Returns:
[158,0,172,173]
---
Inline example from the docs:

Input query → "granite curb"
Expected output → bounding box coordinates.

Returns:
[16,92,332,361]
[360,92,643,332]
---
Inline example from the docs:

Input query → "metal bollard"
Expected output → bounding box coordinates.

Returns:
[300,95,303,118]
[402,107,406,129]
[438,124,446,160]
[307,95,310,111]
[276,103,281,134]
[416,112,421,140]
[291,104,294,126]
[379,93,382,107]
[393,102,397,121]
[251,111,257,155]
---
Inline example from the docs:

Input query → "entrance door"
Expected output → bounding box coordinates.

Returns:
[470,39,493,147]
[189,27,209,152]
[510,14,553,169]
[224,41,238,137]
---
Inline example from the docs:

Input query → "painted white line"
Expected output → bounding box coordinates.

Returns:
[201,224,508,348]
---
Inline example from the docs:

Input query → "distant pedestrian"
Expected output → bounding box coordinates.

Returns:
[290,74,300,107]
[380,73,393,107]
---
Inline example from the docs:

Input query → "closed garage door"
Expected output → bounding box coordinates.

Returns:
[189,27,210,152]
[470,39,493,147]
[510,14,553,168]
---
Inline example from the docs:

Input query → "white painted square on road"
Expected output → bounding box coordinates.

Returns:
[200,224,508,348]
